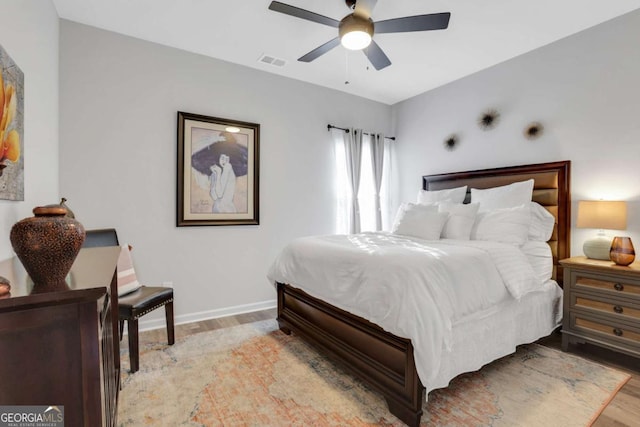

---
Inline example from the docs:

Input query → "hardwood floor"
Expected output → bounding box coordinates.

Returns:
[137,308,277,344]
[137,309,639,426]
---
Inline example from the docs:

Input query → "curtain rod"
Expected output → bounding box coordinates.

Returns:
[327,124,396,141]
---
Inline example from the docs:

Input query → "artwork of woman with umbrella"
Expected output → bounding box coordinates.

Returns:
[177,111,259,226]
[190,130,249,214]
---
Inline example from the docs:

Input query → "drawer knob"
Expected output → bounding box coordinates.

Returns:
[613,328,623,337]
[613,305,624,314]
[614,283,624,291]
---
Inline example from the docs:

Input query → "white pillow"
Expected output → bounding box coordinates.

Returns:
[528,202,555,242]
[391,202,437,225]
[438,202,480,240]
[471,179,534,212]
[521,240,553,284]
[392,203,448,240]
[471,204,531,246]
[417,185,467,205]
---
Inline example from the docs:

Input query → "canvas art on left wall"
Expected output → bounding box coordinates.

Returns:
[0,43,24,201]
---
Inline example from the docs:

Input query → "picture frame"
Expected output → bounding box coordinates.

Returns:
[177,111,259,226]
[0,43,24,201]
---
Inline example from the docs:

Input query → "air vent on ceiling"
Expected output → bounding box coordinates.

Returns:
[258,54,287,68]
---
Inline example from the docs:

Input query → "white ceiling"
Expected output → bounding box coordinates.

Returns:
[52,0,640,105]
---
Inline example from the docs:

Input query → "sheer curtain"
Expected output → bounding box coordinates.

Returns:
[333,128,363,234]
[357,135,376,232]
[333,129,392,234]
[344,129,363,233]
[370,133,385,231]
[380,136,395,231]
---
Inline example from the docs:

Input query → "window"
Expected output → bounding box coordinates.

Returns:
[333,130,392,234]
[358,136,376,232]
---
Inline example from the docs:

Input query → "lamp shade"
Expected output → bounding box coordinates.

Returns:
[576,200,627,230]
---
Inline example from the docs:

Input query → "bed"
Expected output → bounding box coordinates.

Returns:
[270,160,571,426]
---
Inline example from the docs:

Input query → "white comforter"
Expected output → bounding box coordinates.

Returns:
[267,232,539,390]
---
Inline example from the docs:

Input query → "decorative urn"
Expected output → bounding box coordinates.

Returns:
[9,205,86,293]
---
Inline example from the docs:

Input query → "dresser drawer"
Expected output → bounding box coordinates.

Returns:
[571,271,640,299]
[570,312,640,347]
[571,292,640,323]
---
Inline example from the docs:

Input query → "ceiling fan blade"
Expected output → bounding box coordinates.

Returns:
[298,37,341,62]
[375,12,450,33]
[268,1,339,28]
[363,40,391,70]
[353,0,378,19]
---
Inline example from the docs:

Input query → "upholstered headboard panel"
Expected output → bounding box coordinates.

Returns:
[422,161,571,285]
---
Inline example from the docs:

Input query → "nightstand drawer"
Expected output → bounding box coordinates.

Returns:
[573,293,640,322]
[573,273,640,298]
[571,313,640,346]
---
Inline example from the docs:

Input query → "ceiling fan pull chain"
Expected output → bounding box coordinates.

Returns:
[345,50,350,85]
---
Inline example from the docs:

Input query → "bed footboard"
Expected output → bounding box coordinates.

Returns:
[276,282,424,427]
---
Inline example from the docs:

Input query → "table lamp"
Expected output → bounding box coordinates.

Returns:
[576,200,627,260]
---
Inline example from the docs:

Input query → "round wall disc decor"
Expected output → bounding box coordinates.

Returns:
[443,134,459,151]
[478,109,500,130]
[524,122,544,140]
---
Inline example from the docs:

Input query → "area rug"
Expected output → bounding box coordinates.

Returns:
[118,320,629,426]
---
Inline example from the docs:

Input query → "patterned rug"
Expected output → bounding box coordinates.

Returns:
[118,320,629,426]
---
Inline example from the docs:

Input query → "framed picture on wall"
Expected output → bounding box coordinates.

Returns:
[0,43,24,201]
[177,111,260,226]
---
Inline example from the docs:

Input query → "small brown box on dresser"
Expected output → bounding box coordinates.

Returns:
[560,256,640,358]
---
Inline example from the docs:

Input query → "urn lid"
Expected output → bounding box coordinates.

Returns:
[33,205,68,216]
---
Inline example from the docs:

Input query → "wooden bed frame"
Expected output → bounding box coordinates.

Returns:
[276,160,571,426]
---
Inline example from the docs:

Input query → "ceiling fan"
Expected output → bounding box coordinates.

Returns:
[268,0,451,70]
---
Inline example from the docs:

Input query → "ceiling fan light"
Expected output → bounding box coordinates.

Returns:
[341,31,372,50]
[339,14,374,50]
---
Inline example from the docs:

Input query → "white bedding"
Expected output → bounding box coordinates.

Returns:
[433,279,562,391]
[521,240,554,284]
[267,232,546,391]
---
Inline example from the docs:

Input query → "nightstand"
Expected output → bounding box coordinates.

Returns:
[560,256,640,358]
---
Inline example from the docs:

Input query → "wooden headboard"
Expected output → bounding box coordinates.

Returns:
[422,160,571,285]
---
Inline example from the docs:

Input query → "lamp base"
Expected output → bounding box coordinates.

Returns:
[583,235,612,260]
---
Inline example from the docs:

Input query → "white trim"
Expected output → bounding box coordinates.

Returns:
[135,299,277,333]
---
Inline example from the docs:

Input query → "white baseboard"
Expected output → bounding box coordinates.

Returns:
[135,299,277,333]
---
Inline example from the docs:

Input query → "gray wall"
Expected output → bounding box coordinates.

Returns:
[0,1,59,260]
[59,20,392,327]
[392,9,640,255]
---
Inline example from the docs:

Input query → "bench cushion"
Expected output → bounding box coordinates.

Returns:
[118,286,174,319]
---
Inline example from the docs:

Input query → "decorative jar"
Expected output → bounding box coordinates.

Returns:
[609,236,635,266]
[9,205,86,293]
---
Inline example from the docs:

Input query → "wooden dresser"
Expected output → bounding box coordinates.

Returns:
[560,256,640,358]
[0,246,121,426]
